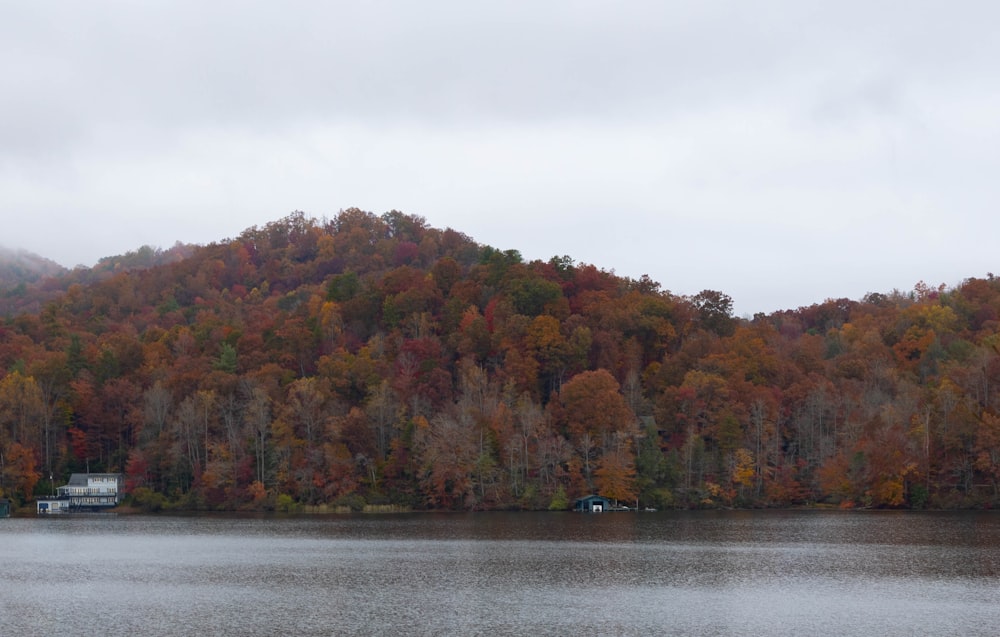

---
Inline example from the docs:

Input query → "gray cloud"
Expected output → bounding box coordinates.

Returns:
[3,1,999,314]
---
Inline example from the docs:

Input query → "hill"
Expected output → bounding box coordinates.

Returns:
[0,246,66,289]
[0,209,998,511]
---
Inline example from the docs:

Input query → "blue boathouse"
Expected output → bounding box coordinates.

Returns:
[573,495,612,512]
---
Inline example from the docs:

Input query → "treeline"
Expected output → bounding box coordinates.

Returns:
[1,209,999,511]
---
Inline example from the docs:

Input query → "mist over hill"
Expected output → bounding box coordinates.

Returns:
[0,246,67,286]
[0,242,199,316]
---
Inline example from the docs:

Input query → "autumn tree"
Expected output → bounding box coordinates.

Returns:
[554,369,638,496]
[413,412,479,509]
[0,371,45,455]
[0,441,40,502]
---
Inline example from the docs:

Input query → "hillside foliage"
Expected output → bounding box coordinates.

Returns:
[1,209,1000,511]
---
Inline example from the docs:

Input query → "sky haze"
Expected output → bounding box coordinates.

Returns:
[3,2,997,315]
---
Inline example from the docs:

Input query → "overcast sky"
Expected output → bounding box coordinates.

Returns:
[2,2,998,315]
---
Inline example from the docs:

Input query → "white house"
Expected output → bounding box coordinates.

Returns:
[37,473,123,514]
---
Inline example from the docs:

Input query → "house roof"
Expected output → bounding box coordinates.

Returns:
[66,473,122,486]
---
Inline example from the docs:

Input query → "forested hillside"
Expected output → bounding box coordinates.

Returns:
[1,209,999,511]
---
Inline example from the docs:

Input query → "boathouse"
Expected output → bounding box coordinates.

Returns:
[36,497,70,515]
[573,495,612,512]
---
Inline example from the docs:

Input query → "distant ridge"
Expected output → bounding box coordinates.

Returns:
[0,246,67,288]
[0,242,195,316]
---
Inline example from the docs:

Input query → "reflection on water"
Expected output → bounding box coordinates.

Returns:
[2,511,999,636]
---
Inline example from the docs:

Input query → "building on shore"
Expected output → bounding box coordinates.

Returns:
[36,473,124,514]
[573,494,613,512]
[35,497,70,514]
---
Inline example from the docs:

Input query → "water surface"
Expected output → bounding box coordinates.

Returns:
[2,510,998,636]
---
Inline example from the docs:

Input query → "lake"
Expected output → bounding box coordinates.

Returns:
[2,510,999,636]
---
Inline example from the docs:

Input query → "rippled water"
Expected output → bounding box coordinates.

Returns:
[2,511,999,636]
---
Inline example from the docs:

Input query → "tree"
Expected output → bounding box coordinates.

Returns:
[0,441,40,502]
[526,315,572,395]
[557,369,636,444]
[974,412,1000,502]
[215,343,238,374]
[730,448,756,501]
[284,377,330,446]
[555,369,638,495]
[170,393,203,491]
[594,432,637,503]
[28,352,72,474]
[0,371,45,454]
[692,290,735,336]
[243,384,272,489]
[414,412,479,509]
